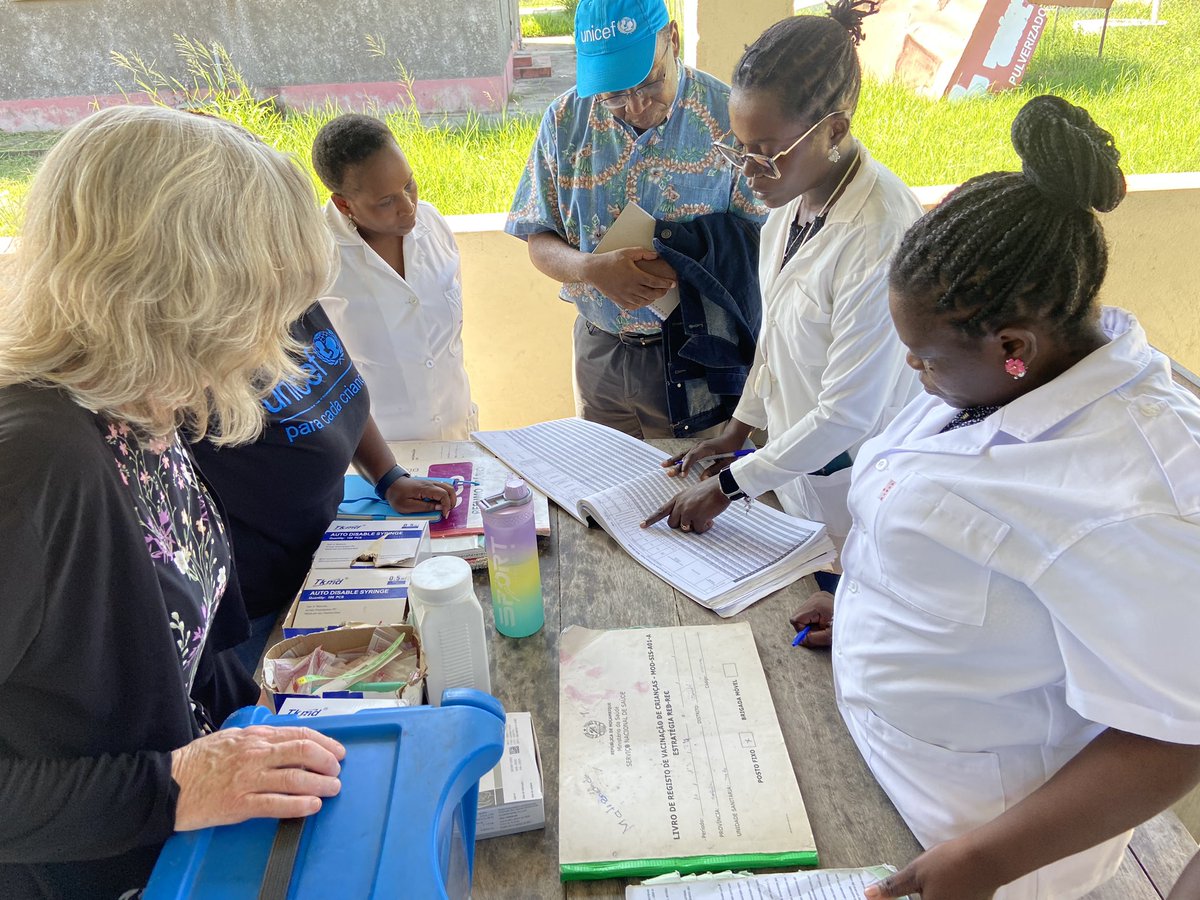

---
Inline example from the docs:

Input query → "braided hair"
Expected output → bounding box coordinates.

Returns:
[890,95,1126,339]
[732,0,880,121]
[312,114,396,193]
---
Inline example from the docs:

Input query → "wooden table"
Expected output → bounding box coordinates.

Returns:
[468,443,1197,899]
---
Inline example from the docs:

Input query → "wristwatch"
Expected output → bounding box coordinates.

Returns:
[374,464,411,501]
[717,467,746,502]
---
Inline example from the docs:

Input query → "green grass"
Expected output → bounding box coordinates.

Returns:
[1,4,1197,238]
[848,1,1200,185]
[0,37,541,238]
[0,157,35,238]
[521,10,573,37]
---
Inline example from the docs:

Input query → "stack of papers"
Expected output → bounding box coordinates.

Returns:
[626,866,911,899]
[474,418,835,616]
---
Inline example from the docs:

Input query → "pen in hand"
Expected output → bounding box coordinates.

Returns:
[791,625,812,647]
[674,448,755,471]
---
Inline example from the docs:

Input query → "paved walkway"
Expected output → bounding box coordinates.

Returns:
[508,35,575,118]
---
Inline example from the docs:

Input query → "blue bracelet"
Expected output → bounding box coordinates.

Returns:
[374,465,410,501]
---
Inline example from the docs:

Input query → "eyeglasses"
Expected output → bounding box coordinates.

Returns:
[595,43,673,111]
[712,110,847,179]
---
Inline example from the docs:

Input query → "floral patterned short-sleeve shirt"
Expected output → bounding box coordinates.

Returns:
[506,62,766,335]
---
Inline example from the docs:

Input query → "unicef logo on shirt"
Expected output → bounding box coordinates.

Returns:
[312,330,344,367]
[617,16,637,34]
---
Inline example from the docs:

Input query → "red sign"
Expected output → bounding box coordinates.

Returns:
[858,0,1048,98]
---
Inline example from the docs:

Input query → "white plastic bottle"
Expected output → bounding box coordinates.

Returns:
[408,555,491,706]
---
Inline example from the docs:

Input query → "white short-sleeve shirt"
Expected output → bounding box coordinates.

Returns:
[835,308,1200,899]
[322,199,477,441]
[730,145,923,540]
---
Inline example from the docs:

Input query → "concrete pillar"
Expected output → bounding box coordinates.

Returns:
[680,0,794,84]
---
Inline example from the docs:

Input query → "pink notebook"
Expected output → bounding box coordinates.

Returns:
[427,462,477,537]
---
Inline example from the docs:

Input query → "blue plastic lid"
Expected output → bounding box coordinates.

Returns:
[146,690,505,900]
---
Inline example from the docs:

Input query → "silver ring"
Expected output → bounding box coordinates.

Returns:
[681,523,691,531]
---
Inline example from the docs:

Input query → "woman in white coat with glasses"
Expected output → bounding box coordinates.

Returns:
[643,2,922,584]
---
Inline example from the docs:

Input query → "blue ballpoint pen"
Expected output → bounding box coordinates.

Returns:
[675,448,755,471]
[791,625,813,647]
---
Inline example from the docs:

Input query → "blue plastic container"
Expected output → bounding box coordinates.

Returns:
[145,689,505,900]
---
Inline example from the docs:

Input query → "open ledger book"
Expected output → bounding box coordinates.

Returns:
[472,418,835,617]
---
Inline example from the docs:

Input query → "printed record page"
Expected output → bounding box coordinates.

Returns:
[559,624,816,877]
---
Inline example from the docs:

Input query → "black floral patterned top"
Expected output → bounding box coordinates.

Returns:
[101,420,230,699]
[0,383,251,897]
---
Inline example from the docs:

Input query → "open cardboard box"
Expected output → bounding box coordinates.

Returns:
[262,624,426,712]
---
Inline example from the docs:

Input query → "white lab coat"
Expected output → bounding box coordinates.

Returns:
[730,145,923,542]
[322,199,477,441]
[835,308,1200,899]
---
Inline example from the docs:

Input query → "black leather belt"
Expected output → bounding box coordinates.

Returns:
[585,320,663,347]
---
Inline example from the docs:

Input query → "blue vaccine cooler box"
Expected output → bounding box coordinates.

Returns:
[145,689,505,900]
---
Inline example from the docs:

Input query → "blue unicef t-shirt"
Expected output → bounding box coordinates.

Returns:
[192,303,371,622]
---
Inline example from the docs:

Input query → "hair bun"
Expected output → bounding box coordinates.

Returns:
[826,0,880,46]
[1011,94,1125,213]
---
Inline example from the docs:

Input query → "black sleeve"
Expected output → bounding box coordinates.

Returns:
[0,393,190,865]
[0,752,179,862]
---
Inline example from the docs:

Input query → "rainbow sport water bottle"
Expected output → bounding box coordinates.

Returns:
[480,476,544,638]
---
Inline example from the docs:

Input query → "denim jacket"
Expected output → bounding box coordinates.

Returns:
[654,213,762,437]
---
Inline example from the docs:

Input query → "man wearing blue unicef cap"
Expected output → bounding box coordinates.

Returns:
[506,0,765,439]
[574,0,670,99]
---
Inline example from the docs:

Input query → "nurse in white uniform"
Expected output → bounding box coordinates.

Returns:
[797,96,1200,900]
[312,114,477,441]
[643,3,922,550]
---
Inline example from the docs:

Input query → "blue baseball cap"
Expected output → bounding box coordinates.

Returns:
[574,0,671,98]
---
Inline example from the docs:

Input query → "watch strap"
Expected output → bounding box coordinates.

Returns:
[374,464,411,501]
[717,467,746,501]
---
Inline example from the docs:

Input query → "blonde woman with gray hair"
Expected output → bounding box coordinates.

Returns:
[0,106,347,897]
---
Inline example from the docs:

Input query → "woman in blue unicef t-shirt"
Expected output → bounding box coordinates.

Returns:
[191,301,455,669]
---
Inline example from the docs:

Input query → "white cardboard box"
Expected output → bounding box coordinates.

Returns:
[274,697,409,717]
[476,712,545,839]
[310,520,431,569]
[284,568,412,638]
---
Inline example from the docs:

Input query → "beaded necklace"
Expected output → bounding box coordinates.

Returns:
[940,404,1002,433]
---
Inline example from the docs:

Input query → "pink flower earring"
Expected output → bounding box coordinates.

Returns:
[1005,358,1027,379]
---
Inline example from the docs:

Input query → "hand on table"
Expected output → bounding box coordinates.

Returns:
[864,836,1003,900]
[586,248,676,310]
[641,476,730,534]
[171,725,346,830]
[662,432,747,480]
[790,590,835,648]
[385,476,456,518]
